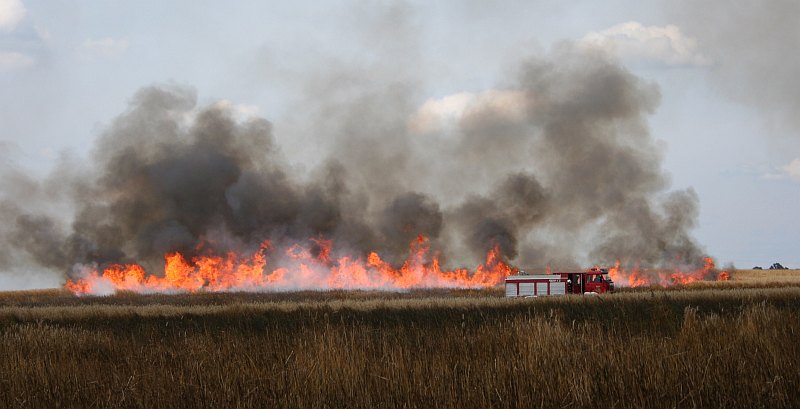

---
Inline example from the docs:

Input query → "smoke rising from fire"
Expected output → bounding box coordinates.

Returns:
[666,0,800,136]
[1,42,710,287]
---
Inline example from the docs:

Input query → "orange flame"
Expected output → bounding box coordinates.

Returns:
[606,257,729,287]
[64,235,514,295]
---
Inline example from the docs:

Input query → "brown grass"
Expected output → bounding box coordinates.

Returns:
[1,287,799,408]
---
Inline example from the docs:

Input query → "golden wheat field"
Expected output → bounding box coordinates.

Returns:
[1,271,799,408]
[732,269,800,284]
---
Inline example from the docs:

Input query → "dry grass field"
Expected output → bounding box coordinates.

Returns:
[1,278,800,408]
[732,269,800,284]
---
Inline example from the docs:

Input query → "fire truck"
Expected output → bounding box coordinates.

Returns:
[505,267,614,297]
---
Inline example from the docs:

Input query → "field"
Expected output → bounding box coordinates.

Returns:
[731,268,800,284]
[1,270,799,408]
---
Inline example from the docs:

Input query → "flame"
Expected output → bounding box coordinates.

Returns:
[65,235,515,295]
[607,257,729,287]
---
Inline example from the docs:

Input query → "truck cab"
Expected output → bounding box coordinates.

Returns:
[558,268,614,294]
[584,267,614,293]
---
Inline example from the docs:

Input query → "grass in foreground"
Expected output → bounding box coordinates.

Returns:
[1,287,800,408]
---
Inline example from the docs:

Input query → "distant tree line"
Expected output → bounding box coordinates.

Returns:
[752,263,790,270]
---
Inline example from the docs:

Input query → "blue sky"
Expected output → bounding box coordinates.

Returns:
[1,0,798,288]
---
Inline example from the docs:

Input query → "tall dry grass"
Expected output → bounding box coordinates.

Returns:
[1,288,799,408]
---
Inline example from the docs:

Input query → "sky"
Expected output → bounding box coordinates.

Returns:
[0,0,798,288]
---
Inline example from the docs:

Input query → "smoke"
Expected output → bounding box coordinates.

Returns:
[665,0,800,135]
[62,85,363,273]
[0,40,710,285]
[450,172,548,262]
[378,192,443,264]
[433,43,704,270]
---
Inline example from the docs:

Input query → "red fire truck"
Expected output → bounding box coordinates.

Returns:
[505,267,614,297]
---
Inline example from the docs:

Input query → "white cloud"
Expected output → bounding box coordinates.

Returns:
[170,100,260,131]
[408,92,474,134]
[211,99,261,121]
[784,158,800,181]
[79,37,129,58]
[754,159,800,181]
[579,21,709,66]
[34,23,51,41]
[0,50,33,71]
[0,0,25,32]
[408,90,527,134]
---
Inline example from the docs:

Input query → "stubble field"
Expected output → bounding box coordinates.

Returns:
[1,269,799,408]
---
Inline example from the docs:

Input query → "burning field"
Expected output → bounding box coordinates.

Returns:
[62,236,729,295]
[64,236,514,295]
[0,45,727,294]
[607,257,729,287]
[0,37,751,408]
[3,1,800,407]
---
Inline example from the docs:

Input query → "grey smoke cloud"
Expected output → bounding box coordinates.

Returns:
[666,0,800,135]
[439,44,703,270]
[0,41,710,284]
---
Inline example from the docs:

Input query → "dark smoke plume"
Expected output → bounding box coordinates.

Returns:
[451,172,548,261]
[0,42,710,284]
